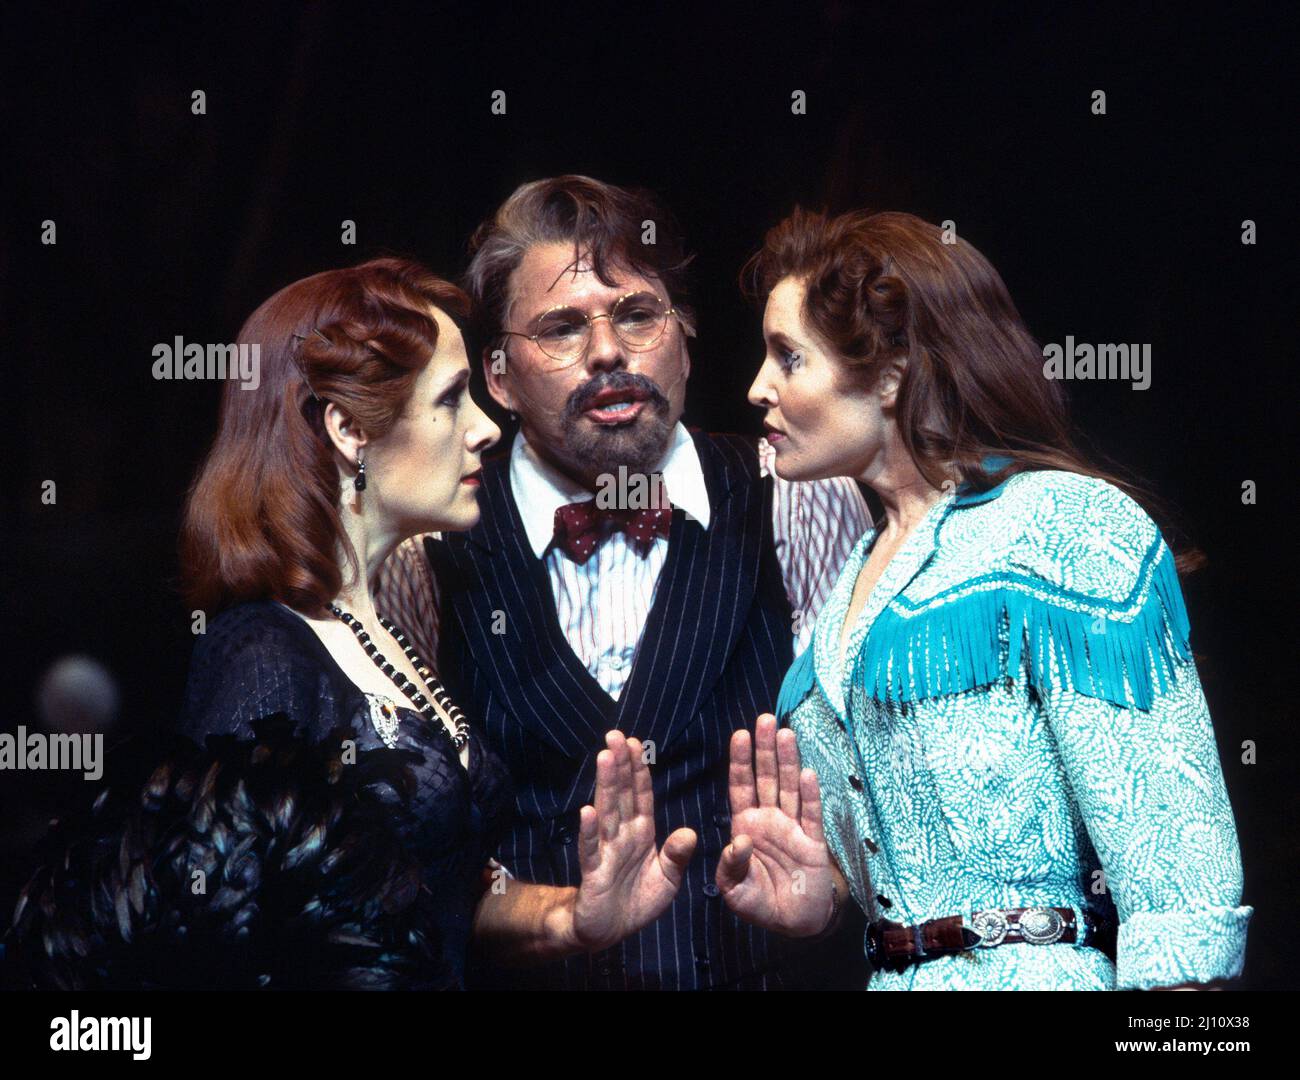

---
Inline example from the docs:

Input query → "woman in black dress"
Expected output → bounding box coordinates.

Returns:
[179,257,697,986]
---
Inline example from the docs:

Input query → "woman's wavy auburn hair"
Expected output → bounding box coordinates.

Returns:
[743,208,1202,573]
[180,257,470,615]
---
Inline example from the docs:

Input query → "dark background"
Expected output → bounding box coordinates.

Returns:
[2,2,1294,988]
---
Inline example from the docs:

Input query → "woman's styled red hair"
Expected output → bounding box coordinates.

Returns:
[743,208,1201,572]
[180,257,470,615]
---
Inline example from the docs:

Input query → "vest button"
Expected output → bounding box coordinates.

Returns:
[702,883,720,898]
[849,775,864,791]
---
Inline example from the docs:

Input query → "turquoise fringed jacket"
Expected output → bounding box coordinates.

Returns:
[777,465,1251,990]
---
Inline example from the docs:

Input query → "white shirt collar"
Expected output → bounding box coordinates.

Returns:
[509,421,712,557]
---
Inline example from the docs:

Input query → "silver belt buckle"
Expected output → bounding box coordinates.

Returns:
[970,910,1009,947]
[1018,906,1066,945]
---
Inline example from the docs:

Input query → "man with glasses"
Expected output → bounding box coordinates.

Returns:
[378,175,871,989]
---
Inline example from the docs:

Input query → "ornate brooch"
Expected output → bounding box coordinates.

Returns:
[365,692,401,749]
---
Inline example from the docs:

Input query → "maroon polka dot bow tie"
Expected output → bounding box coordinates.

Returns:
[552,499,673,564]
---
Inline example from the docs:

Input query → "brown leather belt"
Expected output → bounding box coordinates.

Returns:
[866,907,1103,973]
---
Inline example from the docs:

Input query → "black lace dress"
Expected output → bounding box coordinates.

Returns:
[179,600,514,989]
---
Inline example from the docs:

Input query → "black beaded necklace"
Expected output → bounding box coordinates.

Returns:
[329,604,470,751]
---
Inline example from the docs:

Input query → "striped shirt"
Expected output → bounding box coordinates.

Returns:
[375,423,872,695]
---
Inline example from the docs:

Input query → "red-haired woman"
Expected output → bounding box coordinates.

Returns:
[712,211,1252,990]
[179,258,696,987]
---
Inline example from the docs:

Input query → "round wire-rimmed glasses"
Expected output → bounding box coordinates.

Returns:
[499,291,682,369]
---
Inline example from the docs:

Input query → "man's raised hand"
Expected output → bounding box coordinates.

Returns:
[716,713,836,936]
[571,731,698,951]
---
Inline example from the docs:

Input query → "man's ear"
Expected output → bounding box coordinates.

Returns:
[482,345,515,412]
[322,401,368,464]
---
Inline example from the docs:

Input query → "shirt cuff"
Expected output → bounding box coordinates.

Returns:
[1115,905,1253,989]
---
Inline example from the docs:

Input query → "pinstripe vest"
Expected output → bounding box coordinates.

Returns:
[427,430,867,989]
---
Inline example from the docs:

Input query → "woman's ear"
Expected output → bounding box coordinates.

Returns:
[322,402,368,466]
[876,356,908,410]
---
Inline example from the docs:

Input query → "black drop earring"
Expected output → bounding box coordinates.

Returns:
[355,454,367,491]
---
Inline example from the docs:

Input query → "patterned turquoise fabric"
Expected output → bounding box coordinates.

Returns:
[780,469,1251,990]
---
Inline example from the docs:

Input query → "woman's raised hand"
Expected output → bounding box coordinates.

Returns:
[571,731,698,951]
[716,713,837,936]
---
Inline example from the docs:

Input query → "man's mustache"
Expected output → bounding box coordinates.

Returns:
[565,371,670,418]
